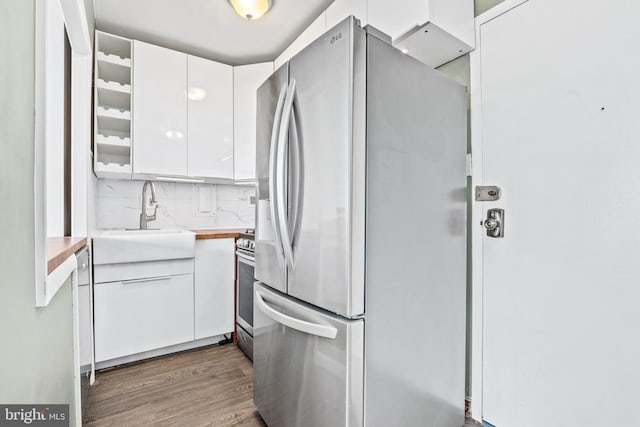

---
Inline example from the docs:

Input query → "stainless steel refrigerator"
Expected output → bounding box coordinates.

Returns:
[254,16,467,427]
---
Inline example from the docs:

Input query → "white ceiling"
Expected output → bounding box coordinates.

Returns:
[93,0,334,65]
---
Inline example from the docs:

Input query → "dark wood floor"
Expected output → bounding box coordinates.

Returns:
[86,344,480,427]
[85,344,266,426]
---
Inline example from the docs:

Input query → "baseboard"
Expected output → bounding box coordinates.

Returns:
[95,334,229,370]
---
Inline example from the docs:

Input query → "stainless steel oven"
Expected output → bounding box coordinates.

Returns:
[236,231,255,360]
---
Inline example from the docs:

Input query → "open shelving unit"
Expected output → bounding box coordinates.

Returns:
[94,31,133,179]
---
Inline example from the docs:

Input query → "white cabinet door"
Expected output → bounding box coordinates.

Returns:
[133,41,188,177]
[194,239,235,339]
[233,62,273,181]
[274,13,327,69]
[94,274,194,362]
[326,0,367,29]
[188,55,234,180]
[367,0,428,40]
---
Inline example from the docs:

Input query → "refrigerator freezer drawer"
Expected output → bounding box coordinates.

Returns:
[253,283,364,427]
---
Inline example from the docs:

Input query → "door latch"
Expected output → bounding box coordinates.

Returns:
[482,208,504,238]
[475,186,501,201]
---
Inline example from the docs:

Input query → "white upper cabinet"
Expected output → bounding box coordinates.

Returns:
[273,0,473,71]
[132,40,236,181]
[233,62,274,181]
[368,0,428,40]
[326,0,368,29]
[274,13,327,69]
[368,0,474,67]
[133,41,188,177]
[188,56,234,180]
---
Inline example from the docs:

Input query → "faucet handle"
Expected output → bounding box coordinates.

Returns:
[150,200,158,220]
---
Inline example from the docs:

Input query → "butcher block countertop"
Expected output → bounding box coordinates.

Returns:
[47,237,87,274]
[192,229,247,240]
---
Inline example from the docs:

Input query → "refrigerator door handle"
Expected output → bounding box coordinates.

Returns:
[255,290,338,339]
[289,102,304,247]
[276,79,297,271]
[269,83,288,268]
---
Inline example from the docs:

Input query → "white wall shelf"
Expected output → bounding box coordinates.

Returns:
[96,135,131,157]
[96,115,130,133]
[96,50,131,67]
[96,78,131,94]
[94,162,132,179]
[96,106,131,121]
[96,61,130,86]
[97,88,131,112]
[94,31,133,179]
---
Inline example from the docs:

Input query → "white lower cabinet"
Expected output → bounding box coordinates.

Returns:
[94,273,195,362]
[194,238,235,339]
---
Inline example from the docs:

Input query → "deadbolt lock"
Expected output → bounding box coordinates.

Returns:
[482,208,504,238]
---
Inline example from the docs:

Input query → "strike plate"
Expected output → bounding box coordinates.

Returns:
[475,186,501,201]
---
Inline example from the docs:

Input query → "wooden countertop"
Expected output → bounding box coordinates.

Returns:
[47,237,87,274]
[192,229,247,240]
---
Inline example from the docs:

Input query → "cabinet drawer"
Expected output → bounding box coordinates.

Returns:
[94,273,194,362]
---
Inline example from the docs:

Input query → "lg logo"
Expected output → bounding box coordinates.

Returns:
[330,32,343,44]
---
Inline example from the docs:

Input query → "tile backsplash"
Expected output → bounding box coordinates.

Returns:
[95,179,255,230]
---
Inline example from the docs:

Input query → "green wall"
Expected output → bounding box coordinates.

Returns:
[0,0,76,423]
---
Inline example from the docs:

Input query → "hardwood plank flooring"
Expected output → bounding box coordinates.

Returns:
[85,344,266,427]
[86,344,480,427]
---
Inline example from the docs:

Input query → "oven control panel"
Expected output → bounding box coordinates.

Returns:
[236,237,255,252]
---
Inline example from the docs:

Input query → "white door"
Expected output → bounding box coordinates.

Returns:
[132,41,188,177]
[188,55,234,179]
[474,1,640,426]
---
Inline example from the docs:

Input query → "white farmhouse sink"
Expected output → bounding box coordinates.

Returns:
[92,229,196,265]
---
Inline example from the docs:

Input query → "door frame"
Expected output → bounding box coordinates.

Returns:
[34,0,92,425]
[468,0,530,422]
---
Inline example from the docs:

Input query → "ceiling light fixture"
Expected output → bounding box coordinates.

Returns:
[228,0,272,21]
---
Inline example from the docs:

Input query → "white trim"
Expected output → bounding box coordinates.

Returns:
[44,254,81,426]
[71,52,92,236]
[469,0,530,422]
[34,0,47,308]
[35,1,92,425]
[94,335,227,370]
[35,0,93,305]
[59,0,91,55]
[45,254,78,311]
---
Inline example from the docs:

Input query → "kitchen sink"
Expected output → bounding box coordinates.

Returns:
[92,229,196,265]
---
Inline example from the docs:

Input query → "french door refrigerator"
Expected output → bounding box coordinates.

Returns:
[254,16,467,427]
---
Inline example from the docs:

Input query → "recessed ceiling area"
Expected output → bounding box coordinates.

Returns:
[93,0,334,65]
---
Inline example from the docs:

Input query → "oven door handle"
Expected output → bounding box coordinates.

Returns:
[236,251,255,263]
[255,291,338,339]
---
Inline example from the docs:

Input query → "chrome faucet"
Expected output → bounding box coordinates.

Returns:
[140,181,158,230]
